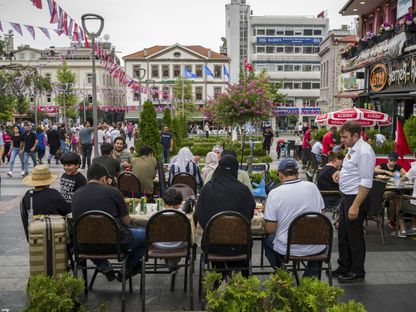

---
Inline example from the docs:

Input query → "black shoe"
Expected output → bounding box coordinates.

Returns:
[331,267,348,278]
[100,269,116,282]
[338,272,365,283]
[117,263,142,282]
[47,159,51,164]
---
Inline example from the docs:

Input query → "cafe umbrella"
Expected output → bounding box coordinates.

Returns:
[315,107,392,127]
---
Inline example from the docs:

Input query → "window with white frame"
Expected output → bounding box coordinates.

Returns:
[256,46,265,53]
[195,86,203,100]
[283,81,293,89]
[195,65,203,77]
[173,65,181,78]
[151,65,159,78]
[162,65,170,78]
[214,65,222,78]
[214,86,222,97]
[87,73,92,84]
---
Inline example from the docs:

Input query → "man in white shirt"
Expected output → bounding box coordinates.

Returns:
[333,121,375,283]
[263,158,325,278]
[311,137,323,161]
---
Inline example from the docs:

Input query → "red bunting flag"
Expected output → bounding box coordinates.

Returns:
[49,1,58,23]
[72,23,79,42]
[62,12,68,34]
[244,59,254,72]
[394,118,412,158]
[84,32,90,48]
[39,27,50,39]
[24,25,36,39]
[31,0,42,9]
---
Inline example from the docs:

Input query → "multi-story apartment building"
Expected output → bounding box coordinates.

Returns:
[319,27,357,113]
[123,44,230,119]
[0,35,123,121]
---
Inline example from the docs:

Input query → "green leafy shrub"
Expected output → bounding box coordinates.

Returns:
[204,270,367,312]
[162,108,171,128]
[24,273,86,312]
[312,127,328,141]
[370,139,395,154]
[365,129,377,141]
[404,116,416,151]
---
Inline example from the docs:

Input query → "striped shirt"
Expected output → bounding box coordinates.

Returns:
[168,161,203,186]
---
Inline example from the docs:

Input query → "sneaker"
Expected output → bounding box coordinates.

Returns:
[407,228,416,236]
[6,171,13,177]
[390,231,406,238]
[100,268,116,282]
[47,159,51,164]
[21,171,25,176]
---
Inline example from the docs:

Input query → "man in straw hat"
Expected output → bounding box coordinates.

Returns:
[22,164,71,216]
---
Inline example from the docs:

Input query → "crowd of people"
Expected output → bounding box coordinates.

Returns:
[1,116,415,295]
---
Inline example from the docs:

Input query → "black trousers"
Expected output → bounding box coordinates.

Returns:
[81,143,93,167]
[337,194,369,276]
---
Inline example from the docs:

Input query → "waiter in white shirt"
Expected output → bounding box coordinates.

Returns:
[333,121,375,283]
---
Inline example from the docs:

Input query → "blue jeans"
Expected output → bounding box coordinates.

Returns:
[9,147,24,172]
[23,152,37,174]
[264,233,322,279]
[60,140,68,154]
[94,228,145,270]
[162,149,170,163]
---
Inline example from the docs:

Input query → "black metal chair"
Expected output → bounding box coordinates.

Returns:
[320,154,329,166]
[141,209,194,311]
[156,160,168,196]
[199,211,253,301]
[169,183,195,200]
[366,179,387,244]
[118,172,142,198]
[72,210,132,312]
[284,212,334,285]
[171,172,198,195]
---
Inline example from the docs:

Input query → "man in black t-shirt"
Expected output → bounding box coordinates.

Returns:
[91,143,120,186]
[161,126,173,163]
[59,152,87,202]
[71,164,145,281]
[22,123,38,177]
[263,126,274,156]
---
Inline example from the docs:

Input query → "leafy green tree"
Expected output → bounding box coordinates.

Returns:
[162,108,171,128]
[54,61,78,120]
[404,116,416,151]
[0,93,15,121]
[268,80,286,105]
[15,95,30,116]
[179,115,188,139]
[136,100,162,157]
[172,77,196,116]
[171,116,182,154]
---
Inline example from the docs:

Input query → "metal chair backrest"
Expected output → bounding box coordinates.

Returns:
[144,209,192,259]
[286,212,333,262]
[73,210,124,261]
[367,179,387,217]
[20,196,29,242]
[169,183,195,200]
[202,211,253,255]
[118,172,142,197]
[172,172,197,194]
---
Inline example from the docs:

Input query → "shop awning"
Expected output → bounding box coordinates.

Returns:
[335,91,367,99]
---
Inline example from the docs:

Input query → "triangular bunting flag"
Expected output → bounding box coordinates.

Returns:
[57,6,63,29]
[39,27,50,39]
[50,1,58,23]
[47,0,54,15]
[24,25,36,40]
[54,28,64,36]
[72,23,79,42]
[10,22,23,36]
[84,32,90,48]
[62,13,68,34]
[67,18,73,36]
[31,0,42,9]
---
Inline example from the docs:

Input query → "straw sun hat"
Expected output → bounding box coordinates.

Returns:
[23,164,58,187]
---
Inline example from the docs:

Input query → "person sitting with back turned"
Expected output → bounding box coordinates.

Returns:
[204,150,253,190]
[201,152,219,182]
[71,164,146,282]
[22,164,71,216]
[168,147,203,188]
[91,143,121,186]
[263,158,325,278]
[130,145,157,195]
[196,155,255,275]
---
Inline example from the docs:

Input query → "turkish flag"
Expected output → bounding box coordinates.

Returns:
[32,0,42,9]
[394,119,412,158]
[244,59,254,72]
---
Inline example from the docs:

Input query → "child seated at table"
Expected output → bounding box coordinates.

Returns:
[153,187,186,250]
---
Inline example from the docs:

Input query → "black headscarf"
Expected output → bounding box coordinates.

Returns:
[196,155,255,229]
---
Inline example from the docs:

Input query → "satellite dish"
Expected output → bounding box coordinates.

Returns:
[103,34,110,41]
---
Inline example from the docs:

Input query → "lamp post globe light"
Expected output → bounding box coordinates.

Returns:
[81,13,104,158]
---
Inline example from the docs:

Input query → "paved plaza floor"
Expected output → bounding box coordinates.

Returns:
[1,143,416,311]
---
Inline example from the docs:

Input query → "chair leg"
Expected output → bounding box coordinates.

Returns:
[192,244,197,272]
[293,261,300,285]
[184,257,189,292]
[170,270,176,291]
[121,260,127,312]
[260,237,264,267]
[141,258,146,312]
[327,262,333,286]
[88,269,98,290]
[82,260,88,295]
[190,254,194,311]
[198,255,204,297]
[380,215,385,245]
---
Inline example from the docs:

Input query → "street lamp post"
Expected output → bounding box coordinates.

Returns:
[82,13,104,158]
[134,67,146,119]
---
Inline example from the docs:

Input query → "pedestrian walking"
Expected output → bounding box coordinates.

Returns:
[127,122,134,142]
[47,125,61,164]
[7,125,24,177]
[2,129,11,164]
[36,127,46,165]
[22,123,38,177]
[79,121,93,169]
[161,126,173,163]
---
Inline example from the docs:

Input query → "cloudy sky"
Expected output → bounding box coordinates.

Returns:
[0,0,355,61]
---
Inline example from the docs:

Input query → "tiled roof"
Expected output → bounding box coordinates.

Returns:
[123,44,228,60]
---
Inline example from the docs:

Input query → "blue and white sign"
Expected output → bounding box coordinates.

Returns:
[273,107,321,116]
[257,37,322,45]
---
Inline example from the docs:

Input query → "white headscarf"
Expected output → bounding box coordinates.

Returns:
[205,152,218,168]
[173,147,195,172]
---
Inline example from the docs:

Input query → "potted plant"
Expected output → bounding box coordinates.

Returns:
[404,116,416,152]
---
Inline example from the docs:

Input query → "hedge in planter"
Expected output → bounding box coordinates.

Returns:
[204,269,367,312]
